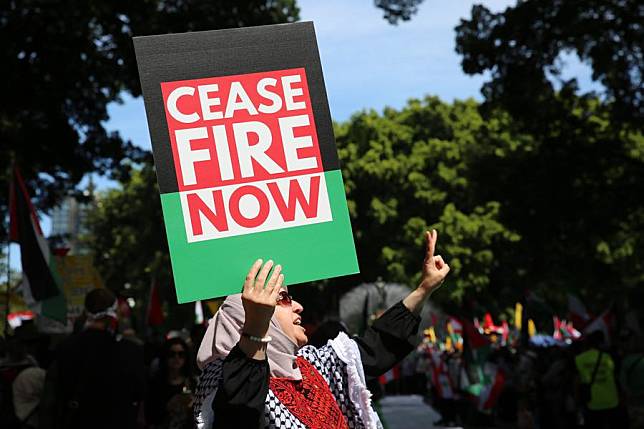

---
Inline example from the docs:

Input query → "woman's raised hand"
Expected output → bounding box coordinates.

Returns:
[418,229,450,294]
[402,229,451,315]
[241,259,284,338]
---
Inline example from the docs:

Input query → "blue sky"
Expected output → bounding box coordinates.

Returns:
[105,0,518,154]
[105,0,600,154]
[8,0,602,272]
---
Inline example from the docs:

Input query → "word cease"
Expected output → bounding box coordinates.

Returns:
[161,68,333,243]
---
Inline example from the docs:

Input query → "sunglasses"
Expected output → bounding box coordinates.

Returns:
[169,350,186,358]
[277,290,293,306]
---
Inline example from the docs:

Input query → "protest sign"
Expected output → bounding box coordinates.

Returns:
[16,255,104,334]
[134,22,358,302]
[55,255,104,324]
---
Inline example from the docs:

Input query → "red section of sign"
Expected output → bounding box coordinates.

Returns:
[161,68,322,192]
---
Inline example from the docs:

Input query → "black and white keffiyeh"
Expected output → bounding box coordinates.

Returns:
[194,332,383,429]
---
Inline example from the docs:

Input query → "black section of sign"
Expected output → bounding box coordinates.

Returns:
[133,22,339,195]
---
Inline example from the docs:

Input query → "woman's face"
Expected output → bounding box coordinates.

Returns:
[274,290,308,348]
[167,343,187,371]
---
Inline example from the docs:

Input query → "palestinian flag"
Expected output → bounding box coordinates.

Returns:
[501,320,510,345]
[146,278,165,327]
[378,364,401,385]
[428,353,455,399]
[447,315,463,336]
[567,293,591,330]
[553,316,564,340]
[463,318,491,350]
[463,318,492,379]
[10,167,59,300]
[477,363,506,411]
[134,23,358,302]
[584,307,614,344]
[9,167,66,322]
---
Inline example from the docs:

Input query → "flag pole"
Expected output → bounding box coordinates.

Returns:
[4,158,13,336]
[4,228,10,336]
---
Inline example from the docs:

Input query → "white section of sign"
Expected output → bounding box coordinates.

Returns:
[179,173,332,243]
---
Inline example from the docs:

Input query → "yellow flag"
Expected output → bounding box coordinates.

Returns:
[445,336,453,352]
[515,302,523,330]
[428,326,437,344]
[528,319,537,337]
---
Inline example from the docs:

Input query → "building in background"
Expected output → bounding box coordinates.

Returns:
[49,179,96,254]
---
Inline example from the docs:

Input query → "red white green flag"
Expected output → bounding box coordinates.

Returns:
[9,167,66,322]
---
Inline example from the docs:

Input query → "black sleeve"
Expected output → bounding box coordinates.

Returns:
[353,301,421,378]
[38,361,62,429]
[212,344,269,429]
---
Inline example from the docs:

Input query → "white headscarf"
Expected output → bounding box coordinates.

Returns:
[197,294,302,380]
[12,367,46,423]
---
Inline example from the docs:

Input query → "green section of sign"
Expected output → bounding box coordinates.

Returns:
[160,170,359,303]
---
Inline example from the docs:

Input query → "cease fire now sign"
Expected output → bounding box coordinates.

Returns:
[134,22,358,302]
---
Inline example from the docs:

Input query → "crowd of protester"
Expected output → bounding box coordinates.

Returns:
[385,313,644,429]
[1,287,643,429]
[0,289,202,429]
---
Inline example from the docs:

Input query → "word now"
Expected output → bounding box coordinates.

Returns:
[180,173,332,242]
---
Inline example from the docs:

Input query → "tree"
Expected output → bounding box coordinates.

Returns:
[0,0,299,238]
[88,156,195,328]
[455,0,644,308]
[89,97,524,317]
[374,0,425,24]
[455,0,643,129]
[335,97,519,307]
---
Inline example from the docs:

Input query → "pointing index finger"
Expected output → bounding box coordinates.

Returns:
[427,229,437,260]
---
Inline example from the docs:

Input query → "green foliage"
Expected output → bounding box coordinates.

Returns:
[375,0,425,24]
[89,157,201,328]
[336,97,520,305]
[0,0,299,238]
[456,0,644,309]
[455,0,643,129]
[88,93,643,317]
[88,158,167,293]
[85,0,644,318]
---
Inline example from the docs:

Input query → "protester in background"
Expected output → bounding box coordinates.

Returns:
[194,229,450,428]
[12,366,46,428]
[306,319,347,348]
[515,345,539,428]
[190,324,207,375]
[0,334,40,429]
[146,337,196,429]
[39,288,145,429]
[492,347,518,428]
[540,347,575,429]
[575,331,620,429]
[619,338,644,429]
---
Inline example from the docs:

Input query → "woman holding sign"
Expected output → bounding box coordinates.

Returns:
[194,230,450,428]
